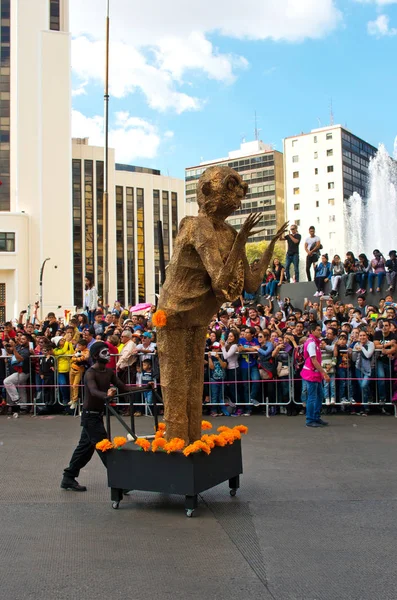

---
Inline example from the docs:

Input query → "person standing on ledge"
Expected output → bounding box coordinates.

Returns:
[61,342,129,492]
[283,224,301,283]
[304,226,321,282]
[301,322,330,428]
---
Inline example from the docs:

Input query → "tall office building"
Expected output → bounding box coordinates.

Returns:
[185,140,285,242]
[72,139,185,309]
[284,125,377,258]
[0,0,72,320]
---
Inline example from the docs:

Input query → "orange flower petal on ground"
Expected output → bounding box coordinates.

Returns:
[135,438,151,452]
[201,420,212,430]
[152,310,167,327]
[164,437,186,454]
[113,436,127,448]
[233,424,248,434]
[96,439,114,452]
[152,437,167,452]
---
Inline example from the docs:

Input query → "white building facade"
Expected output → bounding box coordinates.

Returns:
[284,125,377,261]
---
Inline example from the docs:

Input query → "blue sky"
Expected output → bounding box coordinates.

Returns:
[70,0,397,179]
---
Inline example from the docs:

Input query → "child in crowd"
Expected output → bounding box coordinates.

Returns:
[40,343,56,408]
[208,342,228,417]
[68,339,89,409]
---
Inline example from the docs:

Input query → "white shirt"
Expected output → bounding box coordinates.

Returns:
[305,236,320,251]
[306,340,317,357]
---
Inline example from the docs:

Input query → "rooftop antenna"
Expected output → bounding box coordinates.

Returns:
[330,98,334,126]
[241,133,246,144]
[254,110,261,141]
[316,117,322,127]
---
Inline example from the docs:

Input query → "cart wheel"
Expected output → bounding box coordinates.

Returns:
[112,501,120,510]
[185,509,195,518]
[230,488,237,497]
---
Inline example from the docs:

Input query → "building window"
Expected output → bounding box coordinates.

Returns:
[292,155,299,163]
[115,186,125,306]
[328,182,335,189]
[162,191,170,265]
[327,165,334,173]
[72,159,82,307]
[153,190,160,295]
[315,184,319,192]
[84,160,94,276]
[314,168,318,175]
[126,187,135,306]
[328,198,335,205]
[326,132,333,140]
[49,0,60,31]
[0,0,11,211]
[171,192,178,241]
[136,188,145,303]
[327,149,333,156]
[314,152,318,159]
[292,139,298,147]
[0,231,15,251]
[316,201,319,208]
[293,187,300,195]
[294,203,300,210]
[96,161,104,298]
[295,220,300,226]
[293,171,299,179]
[313,136,317,143]
[329,215,336,222]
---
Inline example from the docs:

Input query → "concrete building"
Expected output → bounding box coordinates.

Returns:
[185,140,285,242]
[0,1,185,321]
[0,0,72,321]
[284,125,377,260]
[72,139,185,309]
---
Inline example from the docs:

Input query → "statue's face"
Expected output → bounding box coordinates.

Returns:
[197,166,248,218]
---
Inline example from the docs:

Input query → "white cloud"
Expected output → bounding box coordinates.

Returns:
[71,81,88,97]
[367,14,397,35]
[70,0,341,113]
[72,110,164,162]
[355,0,397,5]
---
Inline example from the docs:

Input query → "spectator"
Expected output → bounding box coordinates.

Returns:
[221,329,239,409]
[263,269,276,299]
[333,333,352,405]
[84,274,98,324]
[355,253,370,295]
[301,322,330,428]
[238,327,261,416]
[385,250,397,293]
[320,327,337,406]
[304,226,321,282]
[40,342,56,409]
[68,339,90,409]
[368,249,386,293]
[344,251,358,295]
[82,328,96,350]
[330,255,344,297]
[284,224,301,283]
[53,333,74,406]
[313,254,332,297]
[265,258,285,300]
[373,320,396,411]
[208,342,228,417]
[246,307,267,329]
[140,359,156,416]
[3,335,31,410]
[351,330,375,416]
[93,313,106,337]
[116,330,138,385]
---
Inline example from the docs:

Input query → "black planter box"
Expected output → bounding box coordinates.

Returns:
[107,439,243,517]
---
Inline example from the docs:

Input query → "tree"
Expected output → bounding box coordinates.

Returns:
[245,241,286,266]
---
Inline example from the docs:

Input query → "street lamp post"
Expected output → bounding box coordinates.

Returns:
[103,0,110,307]
[39,257,51,320]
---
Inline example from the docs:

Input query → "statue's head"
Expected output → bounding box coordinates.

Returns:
[197,166,248,219]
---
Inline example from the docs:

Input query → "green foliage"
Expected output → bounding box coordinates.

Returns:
[245,241,286,266]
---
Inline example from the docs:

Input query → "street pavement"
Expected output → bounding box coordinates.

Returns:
[1,413,397,600]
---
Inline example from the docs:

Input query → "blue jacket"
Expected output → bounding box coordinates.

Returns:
[315,262,331,278]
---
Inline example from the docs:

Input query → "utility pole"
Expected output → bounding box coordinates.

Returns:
[103,0,110,306]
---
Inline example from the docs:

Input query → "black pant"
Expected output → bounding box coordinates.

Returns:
[63,413,107,479]
[42,374,55,405]
[306,254,318,282]
[314,276,327,292]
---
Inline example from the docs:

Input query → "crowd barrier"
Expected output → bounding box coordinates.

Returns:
[1,349,396,418]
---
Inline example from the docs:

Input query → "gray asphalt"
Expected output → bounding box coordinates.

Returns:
[1,413,397,600]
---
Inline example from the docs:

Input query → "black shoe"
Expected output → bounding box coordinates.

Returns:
[305,422,323,428]
[316,419,329,426]
[60,477,87,492]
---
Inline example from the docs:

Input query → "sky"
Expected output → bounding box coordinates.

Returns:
[70,0,397,179]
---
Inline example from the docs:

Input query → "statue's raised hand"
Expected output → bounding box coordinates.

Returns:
[272,221,289,243]
[237,213,263,245]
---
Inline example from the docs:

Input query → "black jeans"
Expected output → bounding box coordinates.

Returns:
[306,254,318,282]
[63,412,107,479]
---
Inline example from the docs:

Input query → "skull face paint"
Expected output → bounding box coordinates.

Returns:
[97,347,110,364]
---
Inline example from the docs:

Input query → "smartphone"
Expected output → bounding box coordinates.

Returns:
[221,332,225,342]
[29,342,34,350]
[21,310,27,314]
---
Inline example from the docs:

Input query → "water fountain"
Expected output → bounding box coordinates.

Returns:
[345,143,397,255]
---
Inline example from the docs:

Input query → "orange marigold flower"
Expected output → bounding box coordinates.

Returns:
[211,435,227,447]
[152,310,167,328]
[201,420,212,430]
[233,424,248,434]
[157,422,166,432]
[183,444,196,457]
[164,437,186,454]
[152,437,167,452]
[113,436,127,448]
[192,440,211,455]
[217,425,231,433]
[218,431,235,445]
[231,428,241,440]
[201,434,215,449]
[135,438,151,452]
[96,439,114,452]
[155,430,165,438]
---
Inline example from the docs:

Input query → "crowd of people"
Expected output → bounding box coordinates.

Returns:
[1,269,397,419]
